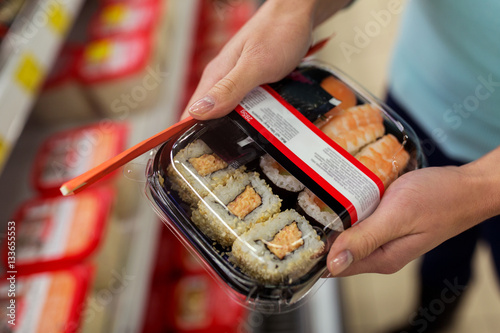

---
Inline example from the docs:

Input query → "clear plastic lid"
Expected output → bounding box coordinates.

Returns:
[146,62,425,313]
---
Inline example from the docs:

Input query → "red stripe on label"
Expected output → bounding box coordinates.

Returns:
[261,85,385,196]
[235,105,359,224]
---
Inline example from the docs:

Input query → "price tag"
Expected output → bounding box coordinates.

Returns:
[48,2,70,35]
[15,53,44,94]
[102,4,126,25]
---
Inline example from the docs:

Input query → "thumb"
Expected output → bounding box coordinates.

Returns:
[188,60,264,120]
[326,210,398,276]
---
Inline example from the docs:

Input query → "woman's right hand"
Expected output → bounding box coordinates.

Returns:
[182,0,351,120]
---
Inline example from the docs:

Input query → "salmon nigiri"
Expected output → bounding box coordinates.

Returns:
[314,76,357,127]
[355,134,410,188]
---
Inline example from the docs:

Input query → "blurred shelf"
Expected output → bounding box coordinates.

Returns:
[308,279,344,333]
[109,1,199,332]
[0,0,199,332]
[0,0,85,173]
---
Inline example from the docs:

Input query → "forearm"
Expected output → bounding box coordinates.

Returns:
[461,146,500,221]
[267,0,351,29]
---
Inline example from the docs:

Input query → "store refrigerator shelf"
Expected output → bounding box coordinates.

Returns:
[0,0,85,174]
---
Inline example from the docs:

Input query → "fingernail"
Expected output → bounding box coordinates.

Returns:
[189,95,215,115]
[329,250,353,276]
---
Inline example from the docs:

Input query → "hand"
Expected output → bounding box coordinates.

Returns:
[327,158,500,277]
[182,0,351,120]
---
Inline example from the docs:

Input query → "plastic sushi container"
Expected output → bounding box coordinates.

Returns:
[2,186,130,292]
[3,188,112,275]
[31,122,128,196]
[76,31,163,116]
[145,62,425,313]
[0,264,93,333]
[165,273,247,333]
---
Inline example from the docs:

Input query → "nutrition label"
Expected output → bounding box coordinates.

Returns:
[236,85,383,223]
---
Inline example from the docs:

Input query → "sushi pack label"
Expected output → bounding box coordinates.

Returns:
[234,85,384,226]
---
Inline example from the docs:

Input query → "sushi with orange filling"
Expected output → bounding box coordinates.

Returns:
[191,172,281,247]
[231,209,325,284]
[167,139,245,205]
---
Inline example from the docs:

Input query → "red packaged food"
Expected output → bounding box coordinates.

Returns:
[89,0,161,39]
[165,274,247,333]
[0,265,93,333]
[3,188,113,275]
[76,32,162,115]
[31,122,128,196]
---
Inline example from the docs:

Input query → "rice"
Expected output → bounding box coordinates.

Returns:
[192,172,281,247]
[167,139,244,205]
[297,189,344,232]
[259,154,305,192]
[231,209,325,284]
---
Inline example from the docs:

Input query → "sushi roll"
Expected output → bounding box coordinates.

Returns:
[297,189,344,232]
[259,154,305,206]
[192,172,281,247]
[167,139,245,205]
[232,209,325,284]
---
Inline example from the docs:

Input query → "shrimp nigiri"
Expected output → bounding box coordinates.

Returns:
[331,122,385,155]
[355,134,410,188]
[319,104,383,138]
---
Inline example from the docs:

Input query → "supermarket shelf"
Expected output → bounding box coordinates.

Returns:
[0,0,85,173]
[108,0,200,332]
[308,279,344,333]
[0,0,199,332]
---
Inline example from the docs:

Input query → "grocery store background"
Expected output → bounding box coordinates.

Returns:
[1,0,499,332]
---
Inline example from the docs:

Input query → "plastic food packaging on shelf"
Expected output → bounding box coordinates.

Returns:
[146,62,425,313]
[33,45,97,123]
[88,0,163,39]
[2,187,128,290]
[77,32,164,116]
[0,265,93,333]
[165,273,247,333]
[3,188,109,274]
[31,122,128,195]
[30,121,139,218]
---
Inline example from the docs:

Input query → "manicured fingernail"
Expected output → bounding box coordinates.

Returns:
[189,95,215,115]
[329,250,353,276]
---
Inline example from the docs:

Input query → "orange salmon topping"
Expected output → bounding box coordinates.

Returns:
[267,222,304,260]
[227,185,262,219]
[189,153,227,176]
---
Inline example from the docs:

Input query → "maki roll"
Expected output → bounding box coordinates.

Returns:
[192,172,281,247]
[297,189,343,232]
[231,209,325,284]
[259,154,305,205]
[167,139,244,205]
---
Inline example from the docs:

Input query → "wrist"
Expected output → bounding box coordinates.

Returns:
[461,148,500,221]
